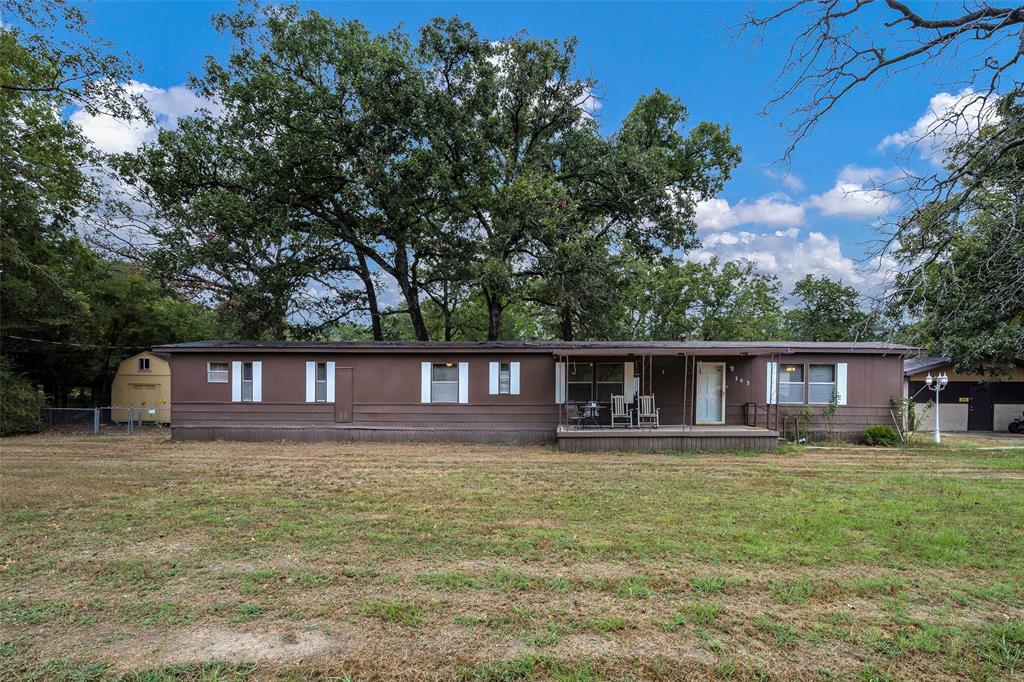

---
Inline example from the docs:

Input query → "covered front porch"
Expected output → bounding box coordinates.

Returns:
[552,346,785,451]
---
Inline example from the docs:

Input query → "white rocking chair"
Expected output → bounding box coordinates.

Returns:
[610,395,631,428]
[634,395,660,429]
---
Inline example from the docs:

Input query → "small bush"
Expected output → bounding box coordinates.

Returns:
[0,361,44,436]
[863,424,899,447]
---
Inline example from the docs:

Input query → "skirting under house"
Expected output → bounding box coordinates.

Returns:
[556,425,779,452]
[170,424,554,445]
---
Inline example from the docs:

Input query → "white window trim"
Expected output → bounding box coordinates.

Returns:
[306,361,336,403]
[138,357,150,371]
[305,362,316,403]
[421,362,432,403]
[458,361,469,404]
[490,361,519,396]
[766,361,778,405]
[489,362,500,395]
[509,361,520,396]
[326,361,336,402]
[233,361,261,403]
[231,361,242,401]
[836,362,848,405]
[251,361,262,402]
[555,362,566,404]
[426,362,463,404]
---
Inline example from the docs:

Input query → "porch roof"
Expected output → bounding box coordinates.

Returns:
[548,341,915,357]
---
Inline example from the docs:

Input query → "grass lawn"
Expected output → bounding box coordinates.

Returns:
[1,433,1022,681]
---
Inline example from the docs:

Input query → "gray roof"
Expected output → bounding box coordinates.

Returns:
[154,339,917,356]
[903,356,950,376]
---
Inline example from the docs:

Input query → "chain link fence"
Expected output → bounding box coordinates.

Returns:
[40,406,171,435]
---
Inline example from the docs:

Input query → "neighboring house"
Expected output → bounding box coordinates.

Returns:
[111,352,171,423]
[904,357,1024,432]
[153,340,912,451]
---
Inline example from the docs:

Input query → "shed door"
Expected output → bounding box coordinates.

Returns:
[967,383,993,431]
[334,367,353,423]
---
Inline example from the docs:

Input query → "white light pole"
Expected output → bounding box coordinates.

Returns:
[925,372,949,443]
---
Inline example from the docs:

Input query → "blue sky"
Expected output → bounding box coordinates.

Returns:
[44,1,968,294]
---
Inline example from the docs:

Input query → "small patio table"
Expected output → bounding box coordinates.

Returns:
[580,402,601,429]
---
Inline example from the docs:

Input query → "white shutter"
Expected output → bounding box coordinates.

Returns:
[836,362,848,406]
[305,361,316,403]
[766,361,778,405]
[326,361,336,402]
[489,362,499,395]
[510,361,520,395]
[458,362,469,404]
[421,362,432,403]
[554,361,566,404]
[231,361,242,402]
[623,361,634,403]
[252,361,262,402]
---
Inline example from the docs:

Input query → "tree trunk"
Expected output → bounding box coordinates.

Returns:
[442,306,453,341]
[485,293,503,341]
[356,253,383,341]
[560,305,574,341]
[405,287,429,341]
[393,244,429,341]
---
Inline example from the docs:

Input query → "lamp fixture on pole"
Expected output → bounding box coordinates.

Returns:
[924,372,949,443]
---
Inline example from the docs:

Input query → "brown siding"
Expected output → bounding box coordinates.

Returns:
[745,353,904,436]
[170,352,559,434]
[168,347,904,443]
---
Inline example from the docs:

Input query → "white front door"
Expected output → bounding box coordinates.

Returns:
[696,362,725,424]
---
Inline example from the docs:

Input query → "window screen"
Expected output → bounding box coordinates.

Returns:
[241,362,254,402]
[431,363,459,403]
[596,363,624,402]
[778,364,804,404]
[207,362,229,383]
[498,362,511,395]
[808,364,837,404]
[567,362,594,403]
[315,362,328,402]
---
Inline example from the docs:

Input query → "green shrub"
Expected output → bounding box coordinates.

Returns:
[863,424,898,447]
[0,361,43,436]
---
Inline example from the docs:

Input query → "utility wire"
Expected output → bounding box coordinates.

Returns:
[0,334,152,350]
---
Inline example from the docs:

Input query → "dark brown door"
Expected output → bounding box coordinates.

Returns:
[335,367,353,423]
[967,383,993,431]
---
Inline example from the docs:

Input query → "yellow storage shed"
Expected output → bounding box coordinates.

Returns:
[111,352,171,423]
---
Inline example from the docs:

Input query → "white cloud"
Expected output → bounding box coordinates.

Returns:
[690,227,891,294]
[71,80,219,155]
[877,88,999,165]
[695,193,805,232]
[806,165,894,219]
[575,85,602,115]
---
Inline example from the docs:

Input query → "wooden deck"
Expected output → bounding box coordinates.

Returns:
[556,424,780,452]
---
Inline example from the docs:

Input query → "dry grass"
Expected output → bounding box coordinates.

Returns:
[1,433,1022,681]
